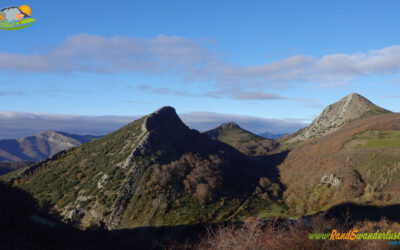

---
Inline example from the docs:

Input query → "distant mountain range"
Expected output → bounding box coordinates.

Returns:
[0,130,101,162]
[258,132,288,139]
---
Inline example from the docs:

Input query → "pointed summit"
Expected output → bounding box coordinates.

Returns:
[148,106,178,119]
[34,130,56,137]
[145,106,188,132]
[220,122,241,129]
[287,93,391,142]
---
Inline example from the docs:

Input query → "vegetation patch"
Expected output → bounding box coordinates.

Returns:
[351,130,400,148]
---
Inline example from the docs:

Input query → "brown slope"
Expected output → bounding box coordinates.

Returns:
[280,112,400,216]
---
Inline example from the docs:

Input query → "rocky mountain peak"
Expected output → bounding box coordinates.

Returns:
[34,130,57,137]
[220,122,241,129]
[32,130,79,144]
[150,106,177,117]
[287,93,391,143]
[144,106,188,132]
[347,92,362,98]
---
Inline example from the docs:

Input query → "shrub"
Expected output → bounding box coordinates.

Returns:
[76,172,84,180]
[147,153,224,203]
[195,183,213,204]
[255,177,280,200]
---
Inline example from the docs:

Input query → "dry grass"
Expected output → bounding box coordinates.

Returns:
[196,216,395,250]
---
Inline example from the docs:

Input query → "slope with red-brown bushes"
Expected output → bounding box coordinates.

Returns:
[280,113,400,215]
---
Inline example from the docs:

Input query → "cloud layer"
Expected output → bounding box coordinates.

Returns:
[0,110,307,139]
[0,34,213,74]
[2,34,400,99]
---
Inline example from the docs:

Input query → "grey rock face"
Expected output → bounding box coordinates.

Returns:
[68,208,85,221]
[321,174,342,187]
[288,93,390,143]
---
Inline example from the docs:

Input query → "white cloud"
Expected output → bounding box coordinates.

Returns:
[137,85,288,100]
[2,34,400,98]
[229,91,285,100]
[0,34,214,74]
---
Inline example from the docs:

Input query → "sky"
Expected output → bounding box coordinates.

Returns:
[1,0,400,137]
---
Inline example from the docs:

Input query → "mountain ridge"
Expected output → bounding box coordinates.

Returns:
[0,130,100,163]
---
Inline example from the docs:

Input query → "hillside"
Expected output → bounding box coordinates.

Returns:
[2,107,284,230]
[279,112,400,216]
[0,180,168,249]
[204,122,279,156]
[285,93,391,145]
[0,131,100,162]
[0,161,33,175]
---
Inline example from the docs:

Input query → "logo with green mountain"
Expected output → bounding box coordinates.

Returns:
[0,5,36,30]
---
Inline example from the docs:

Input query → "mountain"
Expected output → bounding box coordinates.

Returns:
[0,131,100,162]
[258,132,288,139]
[279,111,400,216]
[204,122,279,156]
[2,107,283,230]
[285,93,391,144]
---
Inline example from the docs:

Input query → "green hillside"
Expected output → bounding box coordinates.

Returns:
[2,107,285,230]
[204,122,279,156]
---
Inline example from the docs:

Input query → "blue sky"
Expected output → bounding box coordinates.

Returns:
[1,0,400,136]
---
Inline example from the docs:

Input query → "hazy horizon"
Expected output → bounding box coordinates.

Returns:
[0,108,308,139]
